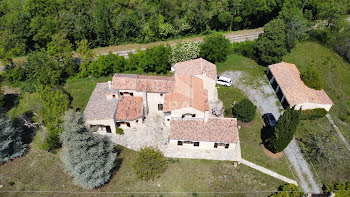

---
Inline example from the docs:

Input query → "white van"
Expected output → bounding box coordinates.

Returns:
[216,76,232,87]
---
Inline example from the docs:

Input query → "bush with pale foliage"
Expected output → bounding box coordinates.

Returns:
[170,41,200,64]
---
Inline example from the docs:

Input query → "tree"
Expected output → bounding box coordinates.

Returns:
[46,32,78,78]
[7,87,70,151]
[126,45,171,74]
[266,107,301,153]
[133,146,168,180]
[270,184,304,197]
[25,51,62,90]
[0,116,26,164]
[255,19,287,66]
[200,33,231,63]
[60,110,118,189]
[300,67,324,90]
[279,2,309,50]
[88,52,126,77]
[170,41,200,64]
[76,39,94,77]
[233,98,257,122]
[316,0,347,29]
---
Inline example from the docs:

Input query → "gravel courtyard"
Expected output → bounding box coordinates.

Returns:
[110,114,169,151]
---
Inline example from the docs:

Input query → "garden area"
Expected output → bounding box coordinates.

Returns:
[0,144,285,196]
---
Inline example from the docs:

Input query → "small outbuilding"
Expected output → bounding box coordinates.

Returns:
[267,62,333,111]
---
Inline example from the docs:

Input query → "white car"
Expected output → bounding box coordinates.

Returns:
[216,76,232,87]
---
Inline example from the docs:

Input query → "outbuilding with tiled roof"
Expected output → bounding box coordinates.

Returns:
[267,62,333,111]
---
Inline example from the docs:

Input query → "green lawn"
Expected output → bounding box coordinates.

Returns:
[218,86,295,180]
[216,54,267,86]
[64,76,111,110]
[283,41,350,141]
[0,144,284,196]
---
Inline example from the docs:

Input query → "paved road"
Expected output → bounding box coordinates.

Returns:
[222,71,321,194]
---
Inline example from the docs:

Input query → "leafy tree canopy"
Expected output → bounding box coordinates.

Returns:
[200,33,231,63]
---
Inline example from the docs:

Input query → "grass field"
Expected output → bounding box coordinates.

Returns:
[295,118,350,185]
[218,86,295,180]
[64,76,111,110]
[283,41,350,141]
[216,54,267,86]
[0,144,284,197]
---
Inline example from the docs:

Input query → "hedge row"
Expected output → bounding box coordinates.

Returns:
[300,108,327,120]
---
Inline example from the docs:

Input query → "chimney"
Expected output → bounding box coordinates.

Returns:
[108,81,112,89]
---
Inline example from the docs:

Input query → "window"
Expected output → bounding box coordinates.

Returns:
[112,95,116,99]
[225,144,229,149]
[106,126,111,133]
[120,92,124,96]
[192,114,196,117]
[130,93,134,96]
[136,120,138,123]
[177,141,183,146]
[158,104,163,111]
[167,119,170,121]
[214,143,218,148]
[194,142,199,147]
[160,93,163,96]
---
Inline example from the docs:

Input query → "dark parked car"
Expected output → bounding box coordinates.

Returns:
[262,113,277,128]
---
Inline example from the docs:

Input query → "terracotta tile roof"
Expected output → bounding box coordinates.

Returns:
[112,74,138,90]
[174,58,217,80]
[269,62,333,106]
[84,83,118,121]
[136,75,175,92]
[112,74,174,93]
[169,118,239,143]
[163,76,210,112]
[115,96,143,121]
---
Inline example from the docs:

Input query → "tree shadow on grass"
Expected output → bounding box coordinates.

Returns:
[261,125,277,154]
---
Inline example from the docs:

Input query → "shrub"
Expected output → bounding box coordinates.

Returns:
[170,41,200,64]
[266,107,301,153]
[0,116,26,164]
[133,146,168,180]
[199,33,231,63]
[126,45,171,74]
[116,128,124,135]
[3,65,26,86]
[232,40,256,59]
[254,19,287,66]
[300,108,327,120]
[232,98,256,122]
[61,110,118,189]
[270,184,304,197]
[88,52,126,77]
[300,67,324,90]
[324,182,350,197]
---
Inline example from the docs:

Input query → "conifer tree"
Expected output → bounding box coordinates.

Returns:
[268,107,301,153]
[60,110,118,188]
[0,116,26,164]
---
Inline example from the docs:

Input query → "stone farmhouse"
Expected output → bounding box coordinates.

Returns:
[84,58,241,161]
[267,62,333,111]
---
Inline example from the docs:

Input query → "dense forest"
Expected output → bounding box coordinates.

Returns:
[1,0,346,59]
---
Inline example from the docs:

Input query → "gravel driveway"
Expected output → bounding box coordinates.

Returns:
[222,71,321,194]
